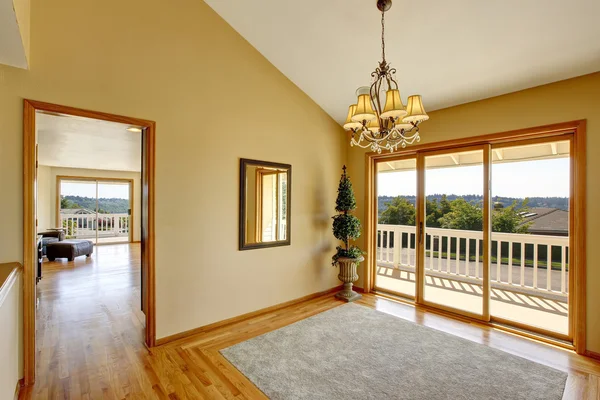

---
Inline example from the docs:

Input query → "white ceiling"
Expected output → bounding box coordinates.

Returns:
[37,112,142,172]
[205,0,600,124]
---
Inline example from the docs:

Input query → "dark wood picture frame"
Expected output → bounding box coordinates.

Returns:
[239,158,291,250]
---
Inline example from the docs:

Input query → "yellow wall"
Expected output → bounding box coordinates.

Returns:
[37,165,51,231]
[0,0,346,339]
[347,71,600,352]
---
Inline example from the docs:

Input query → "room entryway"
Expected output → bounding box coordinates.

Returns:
[23,100,156,385]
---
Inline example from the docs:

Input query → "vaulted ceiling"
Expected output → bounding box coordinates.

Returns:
[205,0,600,124]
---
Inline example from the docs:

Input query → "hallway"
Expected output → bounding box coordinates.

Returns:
[24,244,146,398]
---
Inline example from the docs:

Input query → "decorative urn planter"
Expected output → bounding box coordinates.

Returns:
[335,256,364,302]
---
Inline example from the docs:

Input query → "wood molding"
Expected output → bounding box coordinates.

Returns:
[572,120,587,354]
[363,119,587,351]
[585,350,600,362]
[156,285,343,346]
[22,99,157,385]
[364,120,583,160]
[23,100,36,385]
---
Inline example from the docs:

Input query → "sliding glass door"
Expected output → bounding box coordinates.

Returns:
[421,148,485,317]
[59,179,100,245]
[489,139,570,337]
[58,177,132,245]
[374,157,417,298]
[372,136,574,339]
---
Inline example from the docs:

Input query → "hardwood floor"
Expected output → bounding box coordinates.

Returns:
[20,243,600,399]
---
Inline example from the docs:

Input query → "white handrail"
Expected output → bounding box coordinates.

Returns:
[376,224,569,295]
[59,213,130,239]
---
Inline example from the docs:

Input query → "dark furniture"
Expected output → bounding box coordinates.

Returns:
[39,230,66,256]
[36,235,43,283]
[46,239,94,262]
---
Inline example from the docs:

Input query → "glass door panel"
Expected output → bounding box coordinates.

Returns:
[423,149,484,316]
[97,181,132,244]
[59,179,99,245]
[375,158,417,297]
[490,140,570,336]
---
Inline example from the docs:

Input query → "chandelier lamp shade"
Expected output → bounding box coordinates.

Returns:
[343,0,429,153]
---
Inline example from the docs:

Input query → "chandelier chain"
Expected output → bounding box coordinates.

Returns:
[381,11,386,62]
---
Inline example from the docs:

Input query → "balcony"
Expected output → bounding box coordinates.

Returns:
[60,213,130,243]
[376,224,568,335]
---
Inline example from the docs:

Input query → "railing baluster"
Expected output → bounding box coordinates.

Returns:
[465,238,470,277]
[546,244,552,292]
[533,244,538,289]
[561,245,566,294]
[429,234,433,271]
[496,240,501,283]
[520,242,525,287]
[508,242,513,285]
[475,238,480,279]
[456,238,461,275]
[386,230,391,262]
[447,236,451,273]
[437,236,442,272]
[393,228,400,268]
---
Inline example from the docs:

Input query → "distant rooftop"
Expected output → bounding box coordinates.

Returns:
[520,207,568,236]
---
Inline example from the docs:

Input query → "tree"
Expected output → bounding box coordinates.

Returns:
[332,166,362,264]
[379,197,415,225]
[60,196,80,209]
[438,198,483,231]
[492,199,531,233]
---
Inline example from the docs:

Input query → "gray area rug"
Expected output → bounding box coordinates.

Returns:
[220,304,567,400]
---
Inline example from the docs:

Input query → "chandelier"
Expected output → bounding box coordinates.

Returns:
[343,0,429,153]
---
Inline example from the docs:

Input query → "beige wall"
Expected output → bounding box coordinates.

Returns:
[0,270,23,399]
[38,166,142,242]
[347,72,600,353]
[37,164,51,232]
[0,0,346,339]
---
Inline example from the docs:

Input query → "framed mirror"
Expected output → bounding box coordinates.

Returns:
[239,158,291,250]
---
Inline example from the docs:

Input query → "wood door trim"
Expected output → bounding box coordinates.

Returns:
[23,100,157,386]
[364,119,586,353]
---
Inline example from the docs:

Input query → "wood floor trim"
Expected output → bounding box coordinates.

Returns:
[156,285,343,346]
[587,350,600,362]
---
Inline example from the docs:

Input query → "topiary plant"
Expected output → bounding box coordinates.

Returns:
[332,166,363,265]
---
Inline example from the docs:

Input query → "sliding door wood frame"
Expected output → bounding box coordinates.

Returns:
[364,120,586,354]
[23,99,157,385]
[417,144,489,322]
[371,154,418,300]
[55,176,135,244]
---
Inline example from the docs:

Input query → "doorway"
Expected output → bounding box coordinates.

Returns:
[368,121,586,353]
[23,100,156,385]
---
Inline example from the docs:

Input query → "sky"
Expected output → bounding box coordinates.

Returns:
[378,158,570,198]
[61,182,130,199]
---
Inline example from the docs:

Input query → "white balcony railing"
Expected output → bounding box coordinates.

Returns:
[376,224,569,297]
[60,213,130,240]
